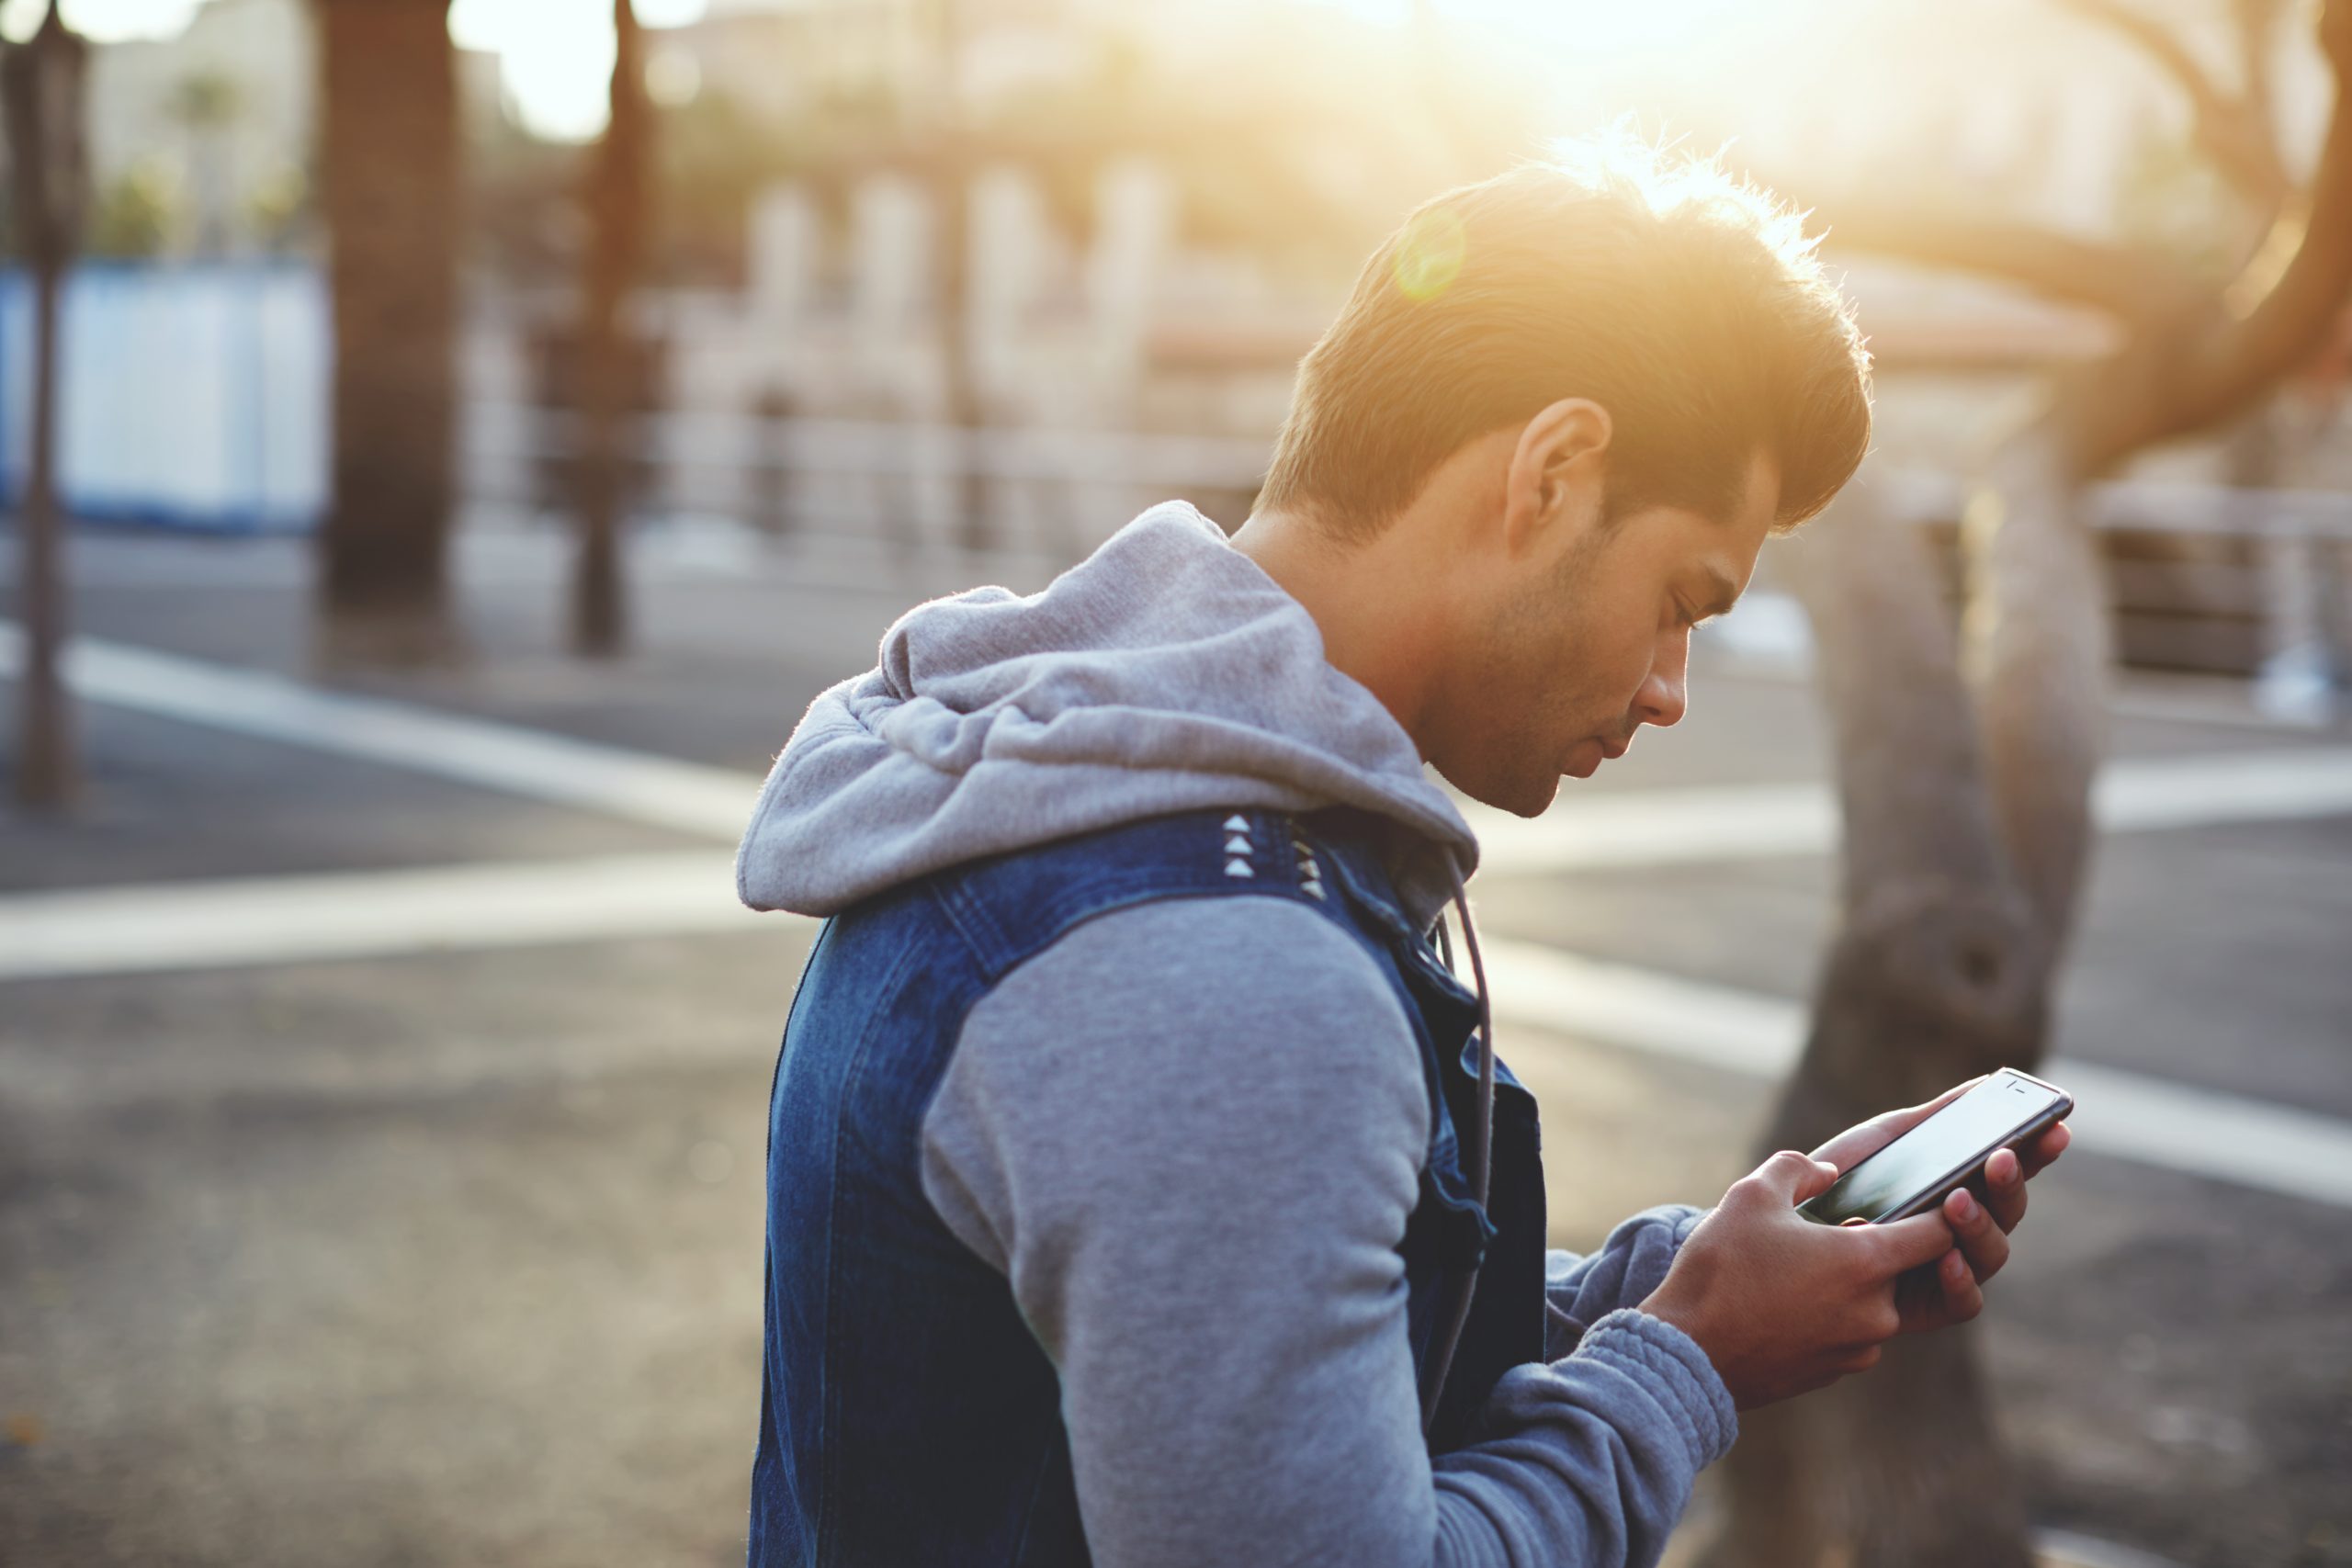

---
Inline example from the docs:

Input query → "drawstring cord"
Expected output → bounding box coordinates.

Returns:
[1418,872,1496,1434]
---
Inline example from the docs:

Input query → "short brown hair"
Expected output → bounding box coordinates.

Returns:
[1257,138,1872,540]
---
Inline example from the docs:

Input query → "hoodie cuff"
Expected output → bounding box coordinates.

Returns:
[1575,1307,1739,1470]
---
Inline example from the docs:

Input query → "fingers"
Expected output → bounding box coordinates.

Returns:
[1835,1344,1883,1374]
[1870,1210,1960,1274]
[1744,1149,1842,1206]
[1978,1119,2070,1233]
[1943,1247,1984,1312]
[1942,1186,2012,1283]
[1980,1147,2029,1234]
[1928,1247,1984,1326]
[2018,1121,2071,1179]
[1792,1155,1841,1205]
[1804,1124,1881,1174]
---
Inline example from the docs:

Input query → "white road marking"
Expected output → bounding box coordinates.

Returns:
[2,855,2346,1213]
[2091,747,2352,830]
[0,852,756,981]
[0,625,756,839]
[8,625,2352,867]
[1459,745,2352,873]
[1463,784,1839,871]
[1478,939,1805,1076]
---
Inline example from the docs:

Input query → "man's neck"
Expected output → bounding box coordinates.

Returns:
[1227,505,1442,757]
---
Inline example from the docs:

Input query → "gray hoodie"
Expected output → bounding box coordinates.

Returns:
[738,500,1736,1568]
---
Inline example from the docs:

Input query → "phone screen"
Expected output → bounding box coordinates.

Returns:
[1802,1073,2064,1224]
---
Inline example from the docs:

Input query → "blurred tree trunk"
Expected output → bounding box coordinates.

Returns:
[1702,5,2352,1563]
[4,3,87,811]
[571,0,648,657]
[314,0,460,665]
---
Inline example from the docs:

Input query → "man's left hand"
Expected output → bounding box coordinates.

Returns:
[1805,1077,2073,1336]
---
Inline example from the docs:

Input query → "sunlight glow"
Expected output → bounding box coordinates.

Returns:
[1315,0,1761,62]
[1392,207,1468,301]
[449,0,619,142]
[3,0,201,44]
[444,0,715,140]
[3,0,710,141]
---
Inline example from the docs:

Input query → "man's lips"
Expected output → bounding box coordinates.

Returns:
[1600,738,1630,761]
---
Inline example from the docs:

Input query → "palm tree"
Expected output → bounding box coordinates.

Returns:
[313,0,460,664]
[571,0,649,656]
[3,0,87,810]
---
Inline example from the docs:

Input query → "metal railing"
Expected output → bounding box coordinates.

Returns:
[467,402,2352,692]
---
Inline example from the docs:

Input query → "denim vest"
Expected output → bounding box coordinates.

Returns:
[748,805,1548,1566]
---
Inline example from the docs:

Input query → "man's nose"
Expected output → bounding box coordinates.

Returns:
[1633,665,1688,729]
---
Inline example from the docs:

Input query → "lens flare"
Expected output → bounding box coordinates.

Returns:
[1393,207,1467,302]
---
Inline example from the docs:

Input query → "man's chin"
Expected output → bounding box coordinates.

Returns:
[1476,771,1563,819]
[1437,757,1562,818]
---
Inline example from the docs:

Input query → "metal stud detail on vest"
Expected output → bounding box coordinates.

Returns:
[1222,814,1255,877]
[1292,836,1327,900]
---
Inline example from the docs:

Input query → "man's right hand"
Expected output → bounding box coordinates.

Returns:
[1635,1149,1958,1410]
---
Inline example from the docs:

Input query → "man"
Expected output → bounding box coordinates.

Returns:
[737,141,2071,1568]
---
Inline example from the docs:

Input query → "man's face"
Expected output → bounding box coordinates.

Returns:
[1435,450,1780,817]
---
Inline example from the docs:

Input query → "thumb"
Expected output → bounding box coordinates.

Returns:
[1747,1148,1843,1207]
[1869,1211,1962,1275]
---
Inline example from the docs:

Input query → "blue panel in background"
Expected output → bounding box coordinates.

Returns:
[0,261,331,535]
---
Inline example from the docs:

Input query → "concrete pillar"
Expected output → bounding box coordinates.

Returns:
[850,171,931,408]
[968,163,1045,409]
[1085,157,1172,408]
[748,181,819,338]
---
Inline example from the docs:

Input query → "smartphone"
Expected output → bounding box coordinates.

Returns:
[1799,1068,2074,1225]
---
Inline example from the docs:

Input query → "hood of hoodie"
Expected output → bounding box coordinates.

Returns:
[736,500,1480,927]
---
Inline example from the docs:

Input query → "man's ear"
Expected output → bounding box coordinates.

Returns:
[1501,398,1612,559]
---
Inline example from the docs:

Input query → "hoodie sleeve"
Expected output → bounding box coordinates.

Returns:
[920,895,1736,1568]
[1540,1207,1707,1361]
